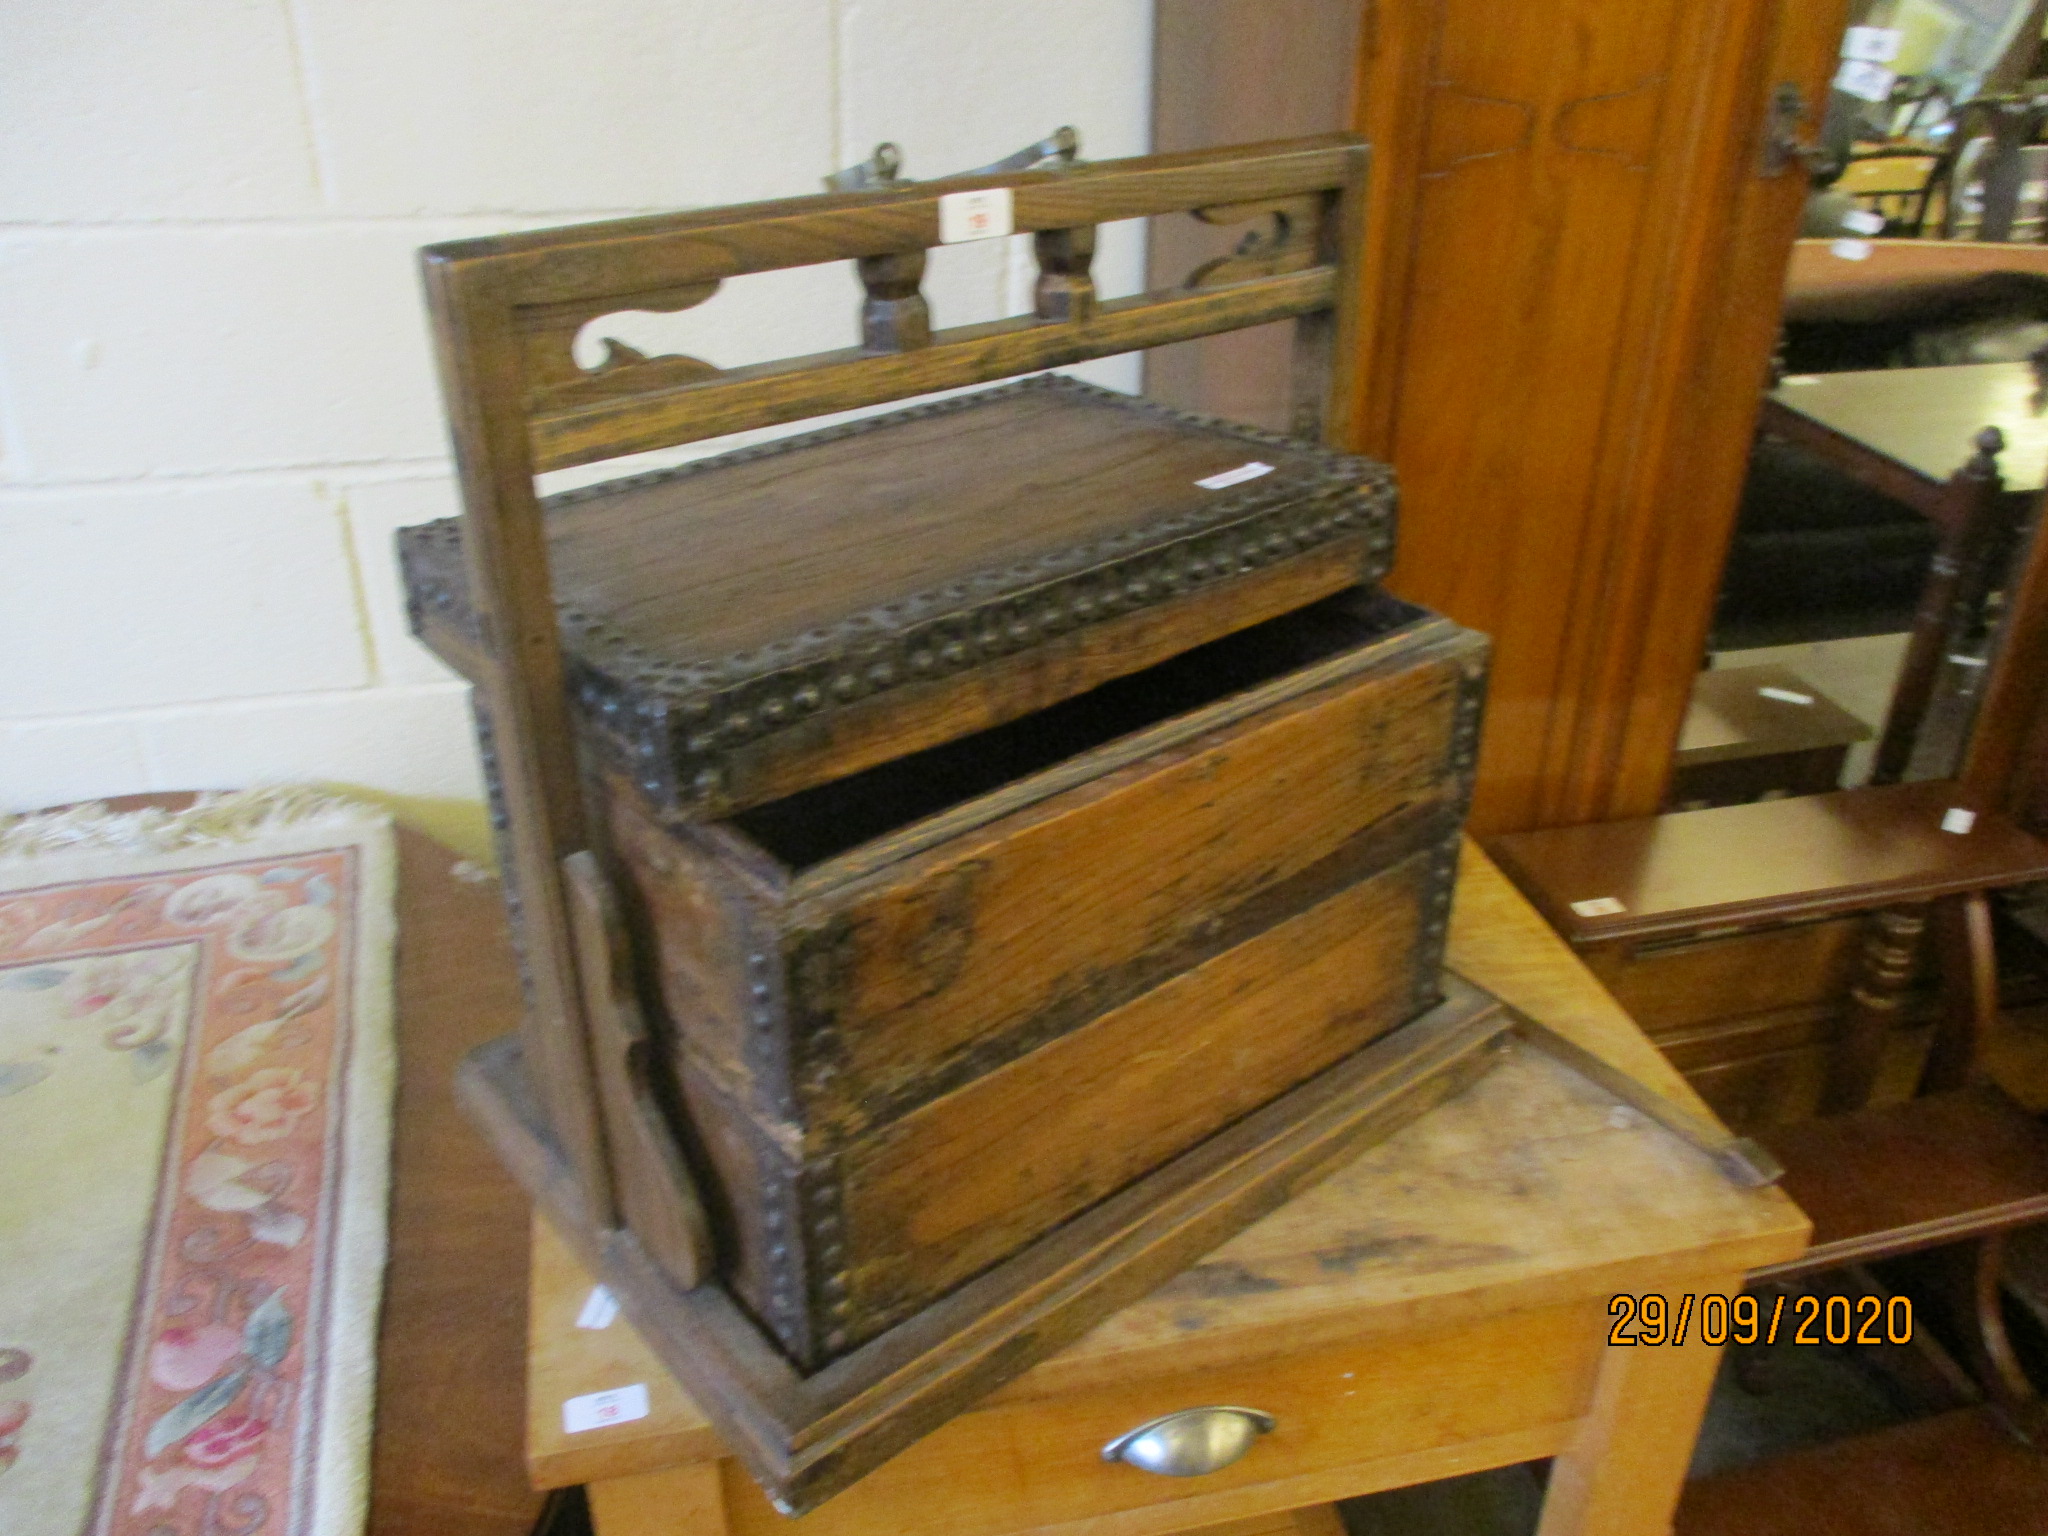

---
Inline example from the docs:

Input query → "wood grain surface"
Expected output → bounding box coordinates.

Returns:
[832,846,1444,1343]
[1343,0,1850,834]
[415,132,1376,1253]
[625,604,1479,1145]
[471,982,1513,1510]
[1754,1082,2048,1277]
[402,376,1396,822]
[1781,236,2048,324]
[1676,1405,2048,1536]
[597,601,1481,1364]
[543,387,1351,661]
[375,825,542,1536]
[1487,781,2048,945]
[523,850,1806,1497]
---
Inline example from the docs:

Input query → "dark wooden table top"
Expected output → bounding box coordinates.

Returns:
[1485,780,2048,946]
[1766,360,2048,493]
[370,824,540,1536]
[1781,237,2048,326]
[1674,664,1871,766]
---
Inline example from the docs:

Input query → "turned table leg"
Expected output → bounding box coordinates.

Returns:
[1821,904,1927,1115]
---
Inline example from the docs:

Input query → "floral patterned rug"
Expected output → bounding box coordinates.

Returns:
[0,792,395,1536]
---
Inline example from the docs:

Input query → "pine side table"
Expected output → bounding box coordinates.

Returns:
[521,850,1808,1536]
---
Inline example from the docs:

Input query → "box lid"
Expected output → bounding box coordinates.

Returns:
[403,374,1395,818]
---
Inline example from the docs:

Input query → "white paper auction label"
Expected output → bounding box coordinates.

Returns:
[1570,897,1628,918]
[563,1383,650,1434]
[1834,59,1896,104]
[938,187,1014,244]
[575,1285,620,1330]
[1196,460,1275,491]
[1842,26,1902,63]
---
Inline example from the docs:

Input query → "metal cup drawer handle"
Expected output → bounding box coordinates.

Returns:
[1101,1407,1277,1476]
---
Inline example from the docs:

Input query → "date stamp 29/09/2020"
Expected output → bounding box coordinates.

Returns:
[1607,1293,1914,1347]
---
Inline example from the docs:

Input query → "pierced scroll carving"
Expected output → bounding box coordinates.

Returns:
[1034,225,1096,322]
[519,281,724,401]
[1184,195,1322,289]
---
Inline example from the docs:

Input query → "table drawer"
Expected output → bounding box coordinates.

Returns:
[1580,918,1864,1035]
[716,1301,1603,1536]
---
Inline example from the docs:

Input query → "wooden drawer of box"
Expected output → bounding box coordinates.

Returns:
[600,588,1487,1365]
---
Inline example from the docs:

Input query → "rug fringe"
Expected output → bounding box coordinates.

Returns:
[0,788,390,862]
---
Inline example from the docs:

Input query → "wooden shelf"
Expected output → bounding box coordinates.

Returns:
[1754,1084,2048,1280]
[1677,1407,2048,1536]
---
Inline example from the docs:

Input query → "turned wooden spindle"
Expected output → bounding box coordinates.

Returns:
[1821,903,1928,1114]
[857,250,932,352]
[1034,225,1097,322]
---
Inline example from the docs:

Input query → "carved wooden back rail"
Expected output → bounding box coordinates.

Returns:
[419,132,1373,1242]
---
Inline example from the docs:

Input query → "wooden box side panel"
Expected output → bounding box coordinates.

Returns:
[673,1056,818,1365]
[608,799,791,1110]
[832,839,1454,1350]
[790,633,1481,1137]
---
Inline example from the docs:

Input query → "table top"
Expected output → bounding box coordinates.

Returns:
[1782,238,2048,326]
[1675,664,1871,764]
[1486,780,2048,947]
[524,848,1808,1490]
[1769,360,2048,493]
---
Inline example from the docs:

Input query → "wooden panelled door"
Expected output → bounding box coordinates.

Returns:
[1152,0,1854,834]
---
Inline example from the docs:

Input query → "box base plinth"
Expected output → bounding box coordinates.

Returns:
[455,975,1511,1515]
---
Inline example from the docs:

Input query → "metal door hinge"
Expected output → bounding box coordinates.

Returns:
[1763,81,1833,178]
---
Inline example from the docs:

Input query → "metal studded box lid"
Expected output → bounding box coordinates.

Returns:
[401,373,1396,819]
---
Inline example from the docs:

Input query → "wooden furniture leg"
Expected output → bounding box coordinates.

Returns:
[589,1462,730,1536]
[1946,1233,2040,1418]
[1871,428,2006,786]
[1821,904,1928,1115]
[1535,1271,1744,1536]
[1921,889,1998,1096]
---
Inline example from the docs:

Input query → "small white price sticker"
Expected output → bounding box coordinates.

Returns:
[1834,60,1897,104]
[938,187,1014,244]
[1941,807,1978,835]
[1840,208,1886,236]
[1571,897,1628,918]
[1842,26,1903,63]
[563,1383,650,1434]
[1758,686,1815,706]
[575,1285,619,1331]
[1830,238,1874,261]
[1196,460,1275,491]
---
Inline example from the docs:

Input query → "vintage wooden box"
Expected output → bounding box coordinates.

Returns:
[409,133,1506,1510]
[402,383,1484,1367]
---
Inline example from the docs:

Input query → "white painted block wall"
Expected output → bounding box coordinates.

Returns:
[0,0,1155,829]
